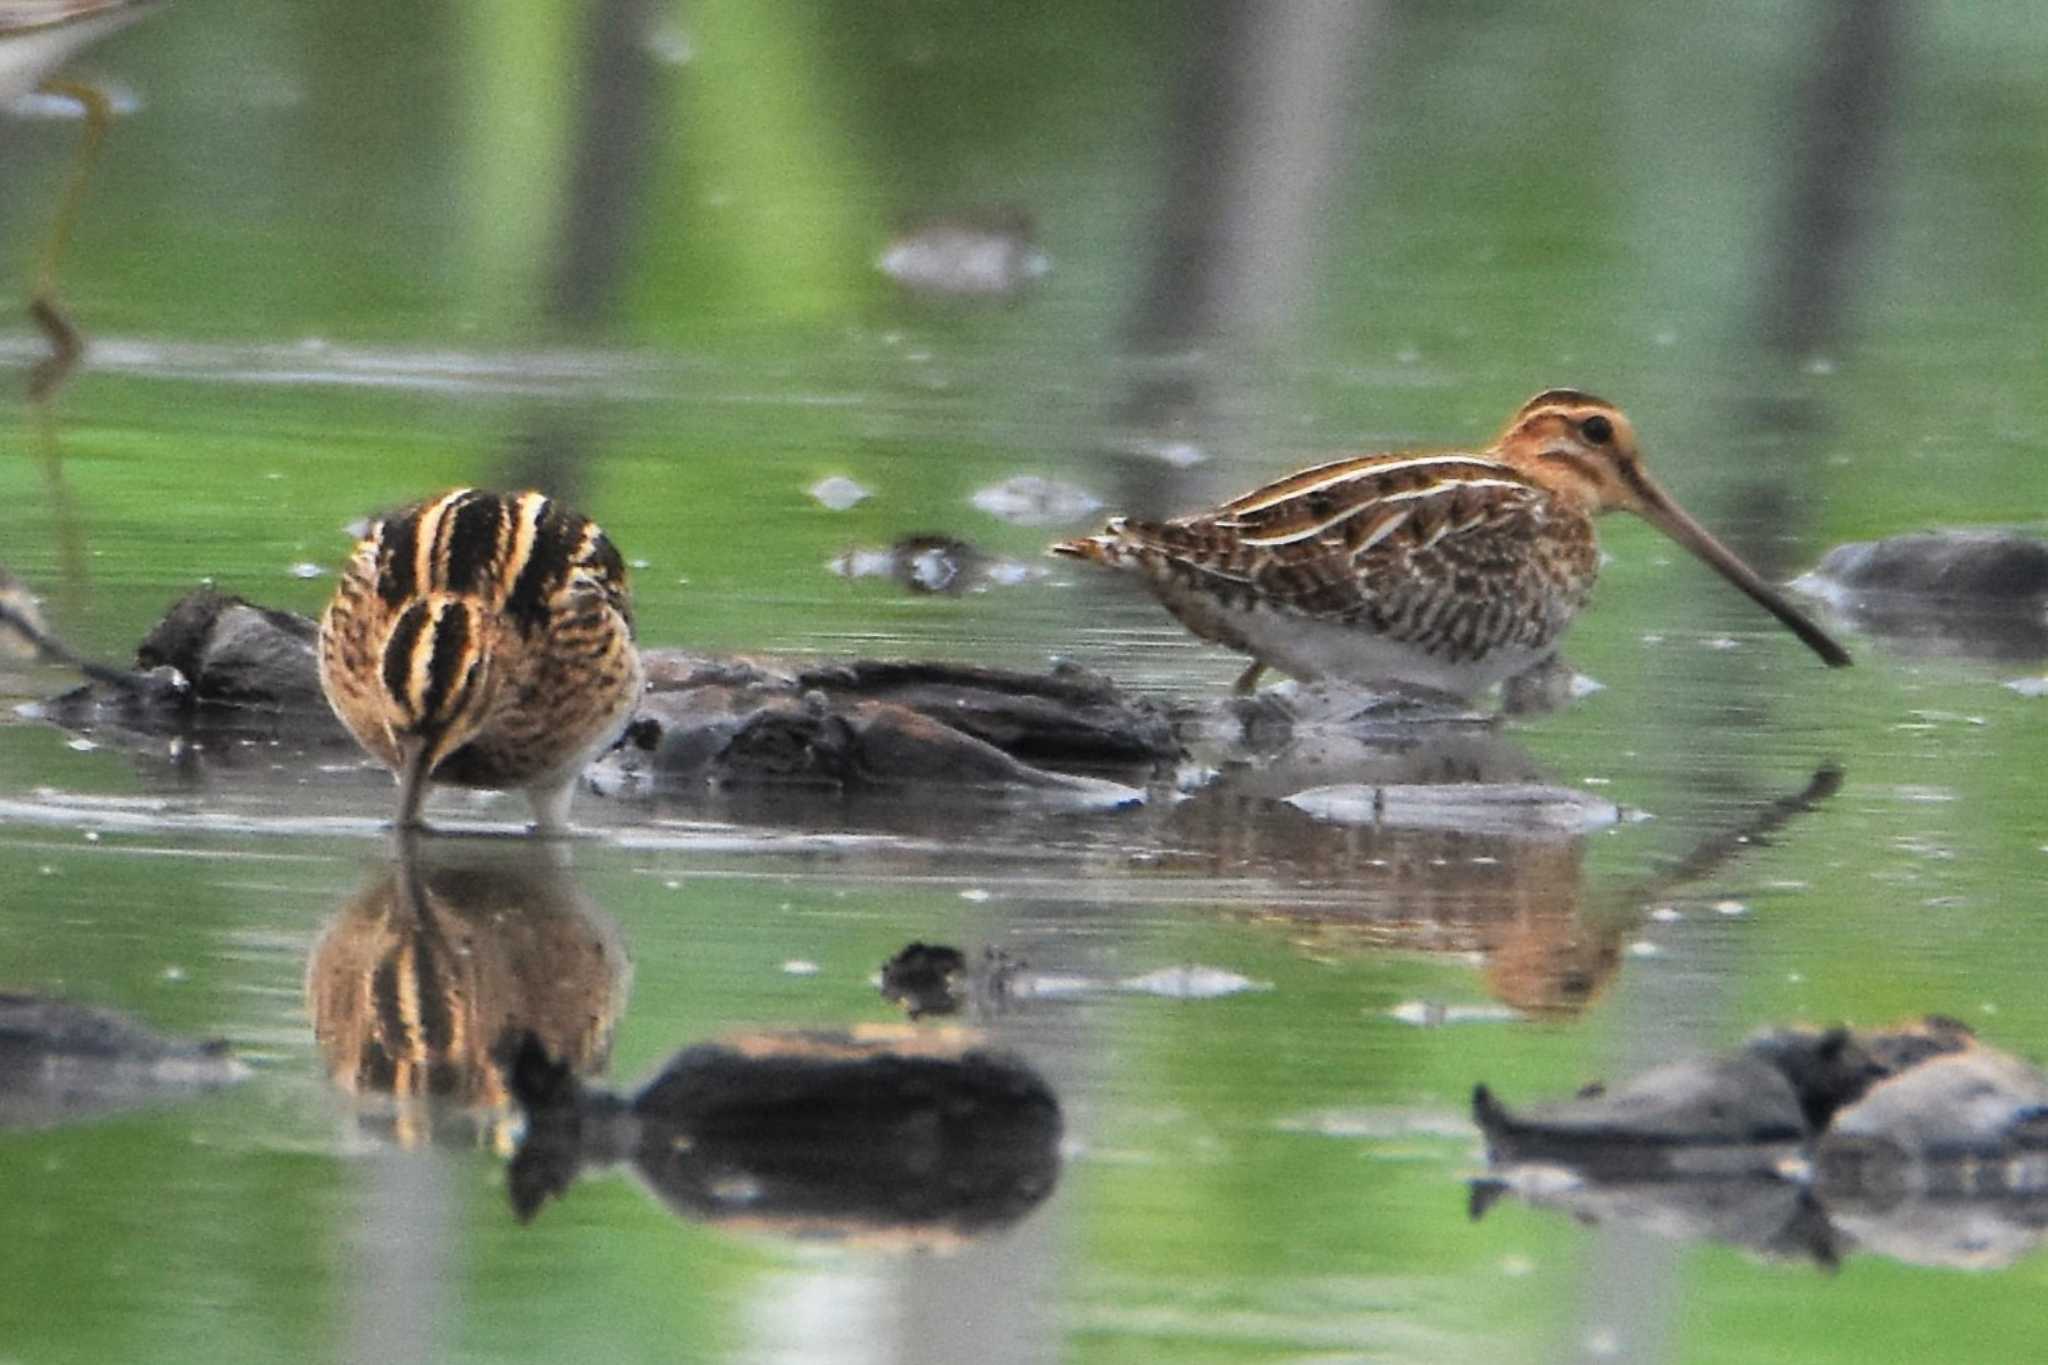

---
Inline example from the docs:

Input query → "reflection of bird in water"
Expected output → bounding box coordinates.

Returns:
[1160,732,1841,1016]
[318,488,644,832]
[1054,391,1851,696]
[2,0,161,401]
[305,843,630,1147]
[501,1026,1062,1247]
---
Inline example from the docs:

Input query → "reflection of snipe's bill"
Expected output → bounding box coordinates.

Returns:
[305,845,629,1148]
[501,1026,1062,1248]
[1197,757,1842,1019]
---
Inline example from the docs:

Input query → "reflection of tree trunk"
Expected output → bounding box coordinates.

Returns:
[549,0,662,330]
[1753,0,1901,361]
[1575,9,1904,1358]
[499,0,663,504]
[345,1152,456,1365]
[1114,0,1378,516]
[1726,0,1903,572]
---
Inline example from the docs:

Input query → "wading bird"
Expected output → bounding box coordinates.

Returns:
[1053,390,1850,697]
[318,489,644,833]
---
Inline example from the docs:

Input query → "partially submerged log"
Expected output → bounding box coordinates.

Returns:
[598,650,1168,805]
[28,588,1175,802]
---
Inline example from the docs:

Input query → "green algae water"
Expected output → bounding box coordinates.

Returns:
[6,2,2048,1361]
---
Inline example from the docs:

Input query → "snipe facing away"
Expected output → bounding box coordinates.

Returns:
[318,489,644,832]
[1053,391,1851,697]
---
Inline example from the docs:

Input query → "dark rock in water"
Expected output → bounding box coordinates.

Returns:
[136,586,327,709]
[598,652,1168,804]
[1796,532,2048,660]
[31,585,343,746]
[879,942,969,1019]
[1747,1014,1978,1132]
[879,942,1023,1020]
[1807,532,2048,602]
[1815,1047,2048,1194]
[33,587,1170,805]
[499,1027,1062,1243]
[1470,1018,2048,1270]
[0,994,249,1130]
[1810,1044,2048,1269]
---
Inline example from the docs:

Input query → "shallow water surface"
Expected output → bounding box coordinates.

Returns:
[6,3,2048,1363]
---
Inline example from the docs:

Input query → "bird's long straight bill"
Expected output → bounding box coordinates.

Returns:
[1633,478,1852,667]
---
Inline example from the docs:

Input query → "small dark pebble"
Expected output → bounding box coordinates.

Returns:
[879,942,968,1018]
[878,942,1023,1020]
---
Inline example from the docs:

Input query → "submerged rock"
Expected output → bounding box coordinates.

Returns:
[969,475,1101,528]
[1284,781,1625,836]
[878,208,1050,300]
[830,533,992,595]
[0,994,249,1130]
[500,1026,1062,1244]
[807,475,872,511]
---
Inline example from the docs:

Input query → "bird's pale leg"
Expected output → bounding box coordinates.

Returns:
[27,78,115,404]
[526,779,576,836]
[1232,660,1267,695]
[394,736,435,831]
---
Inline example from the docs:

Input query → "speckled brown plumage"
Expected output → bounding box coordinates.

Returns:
[1054,391,1849,697]
[318,488,643,831]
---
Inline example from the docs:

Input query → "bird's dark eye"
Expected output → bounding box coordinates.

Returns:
[1580,415,1614,445]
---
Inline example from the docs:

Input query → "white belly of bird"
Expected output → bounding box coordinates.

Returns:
[1209,600,1555,699]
